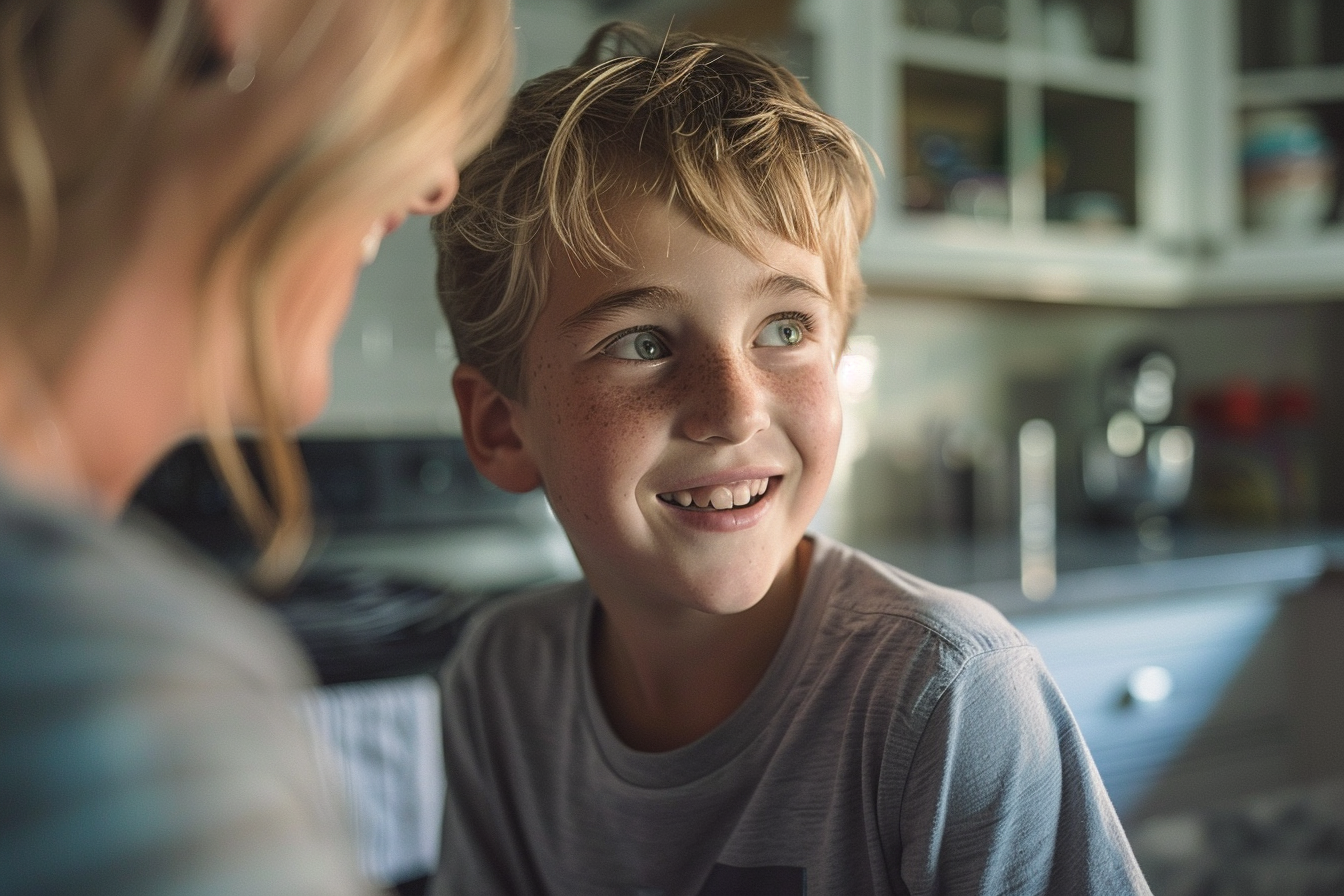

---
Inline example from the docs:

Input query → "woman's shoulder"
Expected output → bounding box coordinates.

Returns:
[0,477,314,691]
[0,480,375,896]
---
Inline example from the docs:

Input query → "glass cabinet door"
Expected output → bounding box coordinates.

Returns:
[809,0,1184,302]
[1237,0,1344,238]
[892,0,1142,235]
[806,0,1344,302]
[1198,0,1344,299]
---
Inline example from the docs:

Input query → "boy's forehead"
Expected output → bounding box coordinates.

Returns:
[537,194,841,322]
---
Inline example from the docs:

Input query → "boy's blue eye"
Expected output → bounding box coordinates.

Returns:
[605,330,669,360]
[757,317,807,347]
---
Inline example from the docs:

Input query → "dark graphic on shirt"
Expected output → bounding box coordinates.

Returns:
[697,863,807,895]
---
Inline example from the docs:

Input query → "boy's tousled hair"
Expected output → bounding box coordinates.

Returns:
[434,22,877,399]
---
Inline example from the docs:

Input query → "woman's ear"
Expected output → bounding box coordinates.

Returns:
[198,0,261,58]
[452,365,541,494]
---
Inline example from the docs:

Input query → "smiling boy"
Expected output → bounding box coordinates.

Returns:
[429,23,1150,896]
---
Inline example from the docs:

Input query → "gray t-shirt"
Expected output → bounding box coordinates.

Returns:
[0,477,377,896]
[433,534,1150,895]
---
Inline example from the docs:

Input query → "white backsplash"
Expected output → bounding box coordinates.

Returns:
[837,293,1327,542]
[310,217,461,436]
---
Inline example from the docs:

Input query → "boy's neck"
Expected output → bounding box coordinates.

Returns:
[590,537,814,753]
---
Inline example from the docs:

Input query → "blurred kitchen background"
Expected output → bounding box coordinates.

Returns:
[130,1,1344,893]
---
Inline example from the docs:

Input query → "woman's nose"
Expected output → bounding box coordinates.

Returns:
[681,351,771,445]
[407,165,460,216]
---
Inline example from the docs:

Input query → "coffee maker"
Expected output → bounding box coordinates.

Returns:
[1082,346,1195,548]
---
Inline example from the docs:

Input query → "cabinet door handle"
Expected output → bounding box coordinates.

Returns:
[1125,665,1174,705]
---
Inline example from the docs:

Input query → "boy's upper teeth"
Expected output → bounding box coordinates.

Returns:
[660,478,770,509]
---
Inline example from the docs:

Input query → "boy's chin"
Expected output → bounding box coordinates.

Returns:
[675,562,803,618]
[605,569,775,618]
[681,588,772,618]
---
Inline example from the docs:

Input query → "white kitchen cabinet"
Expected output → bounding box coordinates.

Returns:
[1193,0,1344,300]
[1012,584,1295,821]
[799,0,1344,303]
[1008,566,1344,825]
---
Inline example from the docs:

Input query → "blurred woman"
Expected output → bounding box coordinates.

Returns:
[0,2,510,894]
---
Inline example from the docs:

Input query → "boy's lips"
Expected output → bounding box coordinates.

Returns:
[656,476,775,511]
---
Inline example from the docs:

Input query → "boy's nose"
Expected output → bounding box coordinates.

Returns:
[680,351,770,445]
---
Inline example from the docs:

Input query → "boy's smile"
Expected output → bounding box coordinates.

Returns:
[499,194,843,620]
[656,477,771,511]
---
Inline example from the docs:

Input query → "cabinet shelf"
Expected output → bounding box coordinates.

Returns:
[895,29,1012,79]
[1241,66,1344,108]
[860,223,1188,303]
[1034,51,1140,99]
[898,30,1141,98]
[1195,233,1344,300]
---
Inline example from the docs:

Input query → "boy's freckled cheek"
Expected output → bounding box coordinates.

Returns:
[537,370,672,468]
[762,365,838,405]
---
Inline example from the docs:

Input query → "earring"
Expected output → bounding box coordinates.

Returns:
[361,221,387,266]
[226,40,257,93]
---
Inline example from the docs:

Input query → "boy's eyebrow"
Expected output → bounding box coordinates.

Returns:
[559,285,681,334]
[560,273,830,335]
[758,272,829,303]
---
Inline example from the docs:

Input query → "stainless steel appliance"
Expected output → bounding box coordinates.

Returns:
[1082,346,1195,549]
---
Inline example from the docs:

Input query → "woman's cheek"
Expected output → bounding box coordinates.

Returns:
[273,238,363,426]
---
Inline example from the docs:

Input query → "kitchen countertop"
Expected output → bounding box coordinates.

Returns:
[853,528,1344,616]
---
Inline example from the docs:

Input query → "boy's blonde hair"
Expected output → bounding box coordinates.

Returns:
[434,22,876,400]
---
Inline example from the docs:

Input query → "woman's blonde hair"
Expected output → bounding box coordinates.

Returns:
[434,22,876,401]
[0,0,512,587]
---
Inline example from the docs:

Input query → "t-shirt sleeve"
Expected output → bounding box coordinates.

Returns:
[891,645,1152,896]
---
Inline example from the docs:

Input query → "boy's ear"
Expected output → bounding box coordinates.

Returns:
[452,365,541,494]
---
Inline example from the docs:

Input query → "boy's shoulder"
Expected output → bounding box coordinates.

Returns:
[448,578,591,673]
[808,534,1031,662]
[450,537,1031,673]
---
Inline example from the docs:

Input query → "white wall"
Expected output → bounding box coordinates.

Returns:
[309,216,460,435]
